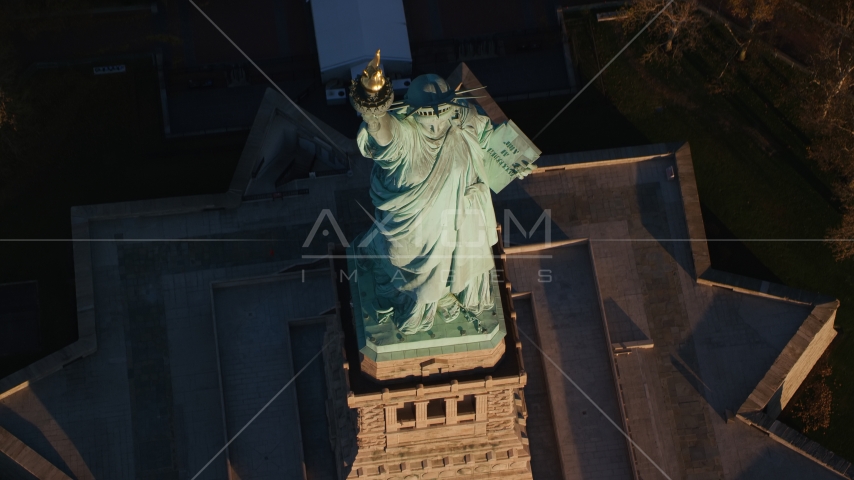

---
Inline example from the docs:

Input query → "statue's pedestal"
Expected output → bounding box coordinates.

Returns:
[347,253,507,382]
[324,243,532,480]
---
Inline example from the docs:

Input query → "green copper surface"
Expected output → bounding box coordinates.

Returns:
[349,73,539,344]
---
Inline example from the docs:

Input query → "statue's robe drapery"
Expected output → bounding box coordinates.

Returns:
[356,104,499,334]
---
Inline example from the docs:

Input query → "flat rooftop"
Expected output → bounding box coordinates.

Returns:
[498,147,844,479]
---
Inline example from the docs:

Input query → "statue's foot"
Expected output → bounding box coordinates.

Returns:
[461,307,479,323]
[376,307,394,324]
[437,294,461,322]
[395,303,436,335]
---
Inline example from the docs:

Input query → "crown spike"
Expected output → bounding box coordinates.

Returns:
[455,86,487,95]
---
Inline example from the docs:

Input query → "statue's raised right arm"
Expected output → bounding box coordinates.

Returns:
[363,111,393,147]
[350,51,393,143]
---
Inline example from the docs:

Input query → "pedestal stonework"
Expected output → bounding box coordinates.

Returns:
[348,247,509,382]
[324,244,533,479]
[359,339,506,382]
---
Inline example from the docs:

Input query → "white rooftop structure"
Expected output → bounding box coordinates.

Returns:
[311,0,412,83]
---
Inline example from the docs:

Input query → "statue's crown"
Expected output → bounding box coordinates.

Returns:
[395,74,488,117]
[404,74,455,110]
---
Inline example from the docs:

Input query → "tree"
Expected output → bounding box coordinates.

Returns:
[727,0,780,61]
[621,0,706,64]
[827,210,854,260]
[0,3,60,199]
[791,354,834,433]
[0,17,24,185]
[4,0,93,37]
[0,85,20,175]
[802,2,854,261]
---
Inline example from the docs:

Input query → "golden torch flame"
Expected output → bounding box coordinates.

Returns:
[360,49,385,94]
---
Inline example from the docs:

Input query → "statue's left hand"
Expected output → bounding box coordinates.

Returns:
[515,162,537,179]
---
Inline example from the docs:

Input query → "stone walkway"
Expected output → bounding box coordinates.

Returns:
[212,274,333,479]
[291,322,337,480]
[513,296,567,480]
[508,244,634,480]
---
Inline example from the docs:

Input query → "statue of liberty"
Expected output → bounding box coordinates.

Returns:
[349,51,538,335]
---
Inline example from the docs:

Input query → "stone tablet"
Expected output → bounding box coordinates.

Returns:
[483,120,542,194]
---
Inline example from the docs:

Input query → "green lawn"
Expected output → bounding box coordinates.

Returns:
[0,58,245,378]
[566,12,854,460]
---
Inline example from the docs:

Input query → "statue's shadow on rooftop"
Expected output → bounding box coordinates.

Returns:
[492,192,571,247]
[603,298,649,343]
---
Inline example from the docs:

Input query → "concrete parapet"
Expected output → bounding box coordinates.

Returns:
[738,411,853,479]
[738,300,839,416]
[674,142,711,279]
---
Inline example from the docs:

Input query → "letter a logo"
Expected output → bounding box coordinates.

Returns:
[302,209,350,248]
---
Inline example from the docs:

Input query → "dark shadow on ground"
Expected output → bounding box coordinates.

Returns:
[701,203,783,284]
[0,450,40,480]
[0,241,78,379]
[0,59,244,378]
[501,84,650,155]
[724,83,840,213]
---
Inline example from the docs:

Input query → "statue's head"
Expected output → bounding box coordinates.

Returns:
[402,74,458,139]
[396,74,487,140]
[412,105,457,139]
